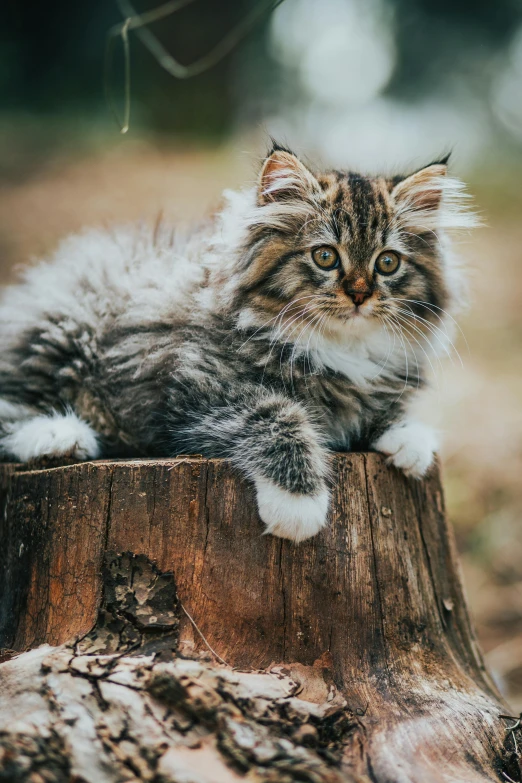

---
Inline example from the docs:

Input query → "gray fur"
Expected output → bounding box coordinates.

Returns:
[0,149,476,538]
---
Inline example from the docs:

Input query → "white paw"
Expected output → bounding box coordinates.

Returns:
[373,420,438,478]
[254,477,329,543]
[1,412,100,462]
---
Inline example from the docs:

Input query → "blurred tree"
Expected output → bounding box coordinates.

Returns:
[388,0,522,97]
[1,0,275,138]
[2,0,522,137]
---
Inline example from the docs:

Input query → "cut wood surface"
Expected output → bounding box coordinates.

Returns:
[0,454,516,782]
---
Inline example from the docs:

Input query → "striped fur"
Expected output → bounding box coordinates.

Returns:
[0,146,477,540]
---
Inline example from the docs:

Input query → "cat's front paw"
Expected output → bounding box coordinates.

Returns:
[373,420,438,478]
[254,477,329,543]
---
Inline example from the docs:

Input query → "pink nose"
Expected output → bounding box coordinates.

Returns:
[346,289,372,306]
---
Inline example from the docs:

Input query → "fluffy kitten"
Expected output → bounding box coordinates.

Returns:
[0,145,476,541]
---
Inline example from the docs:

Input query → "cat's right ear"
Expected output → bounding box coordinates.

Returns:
[258,146,320,205]
[390,161,449,215]
[390,157,479,233]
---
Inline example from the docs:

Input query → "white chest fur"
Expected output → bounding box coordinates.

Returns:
[301,327,405,389]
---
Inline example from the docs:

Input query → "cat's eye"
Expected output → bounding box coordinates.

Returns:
[375,251,400,275]
[312,246,340,270]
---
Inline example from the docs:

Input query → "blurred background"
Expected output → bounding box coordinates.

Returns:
[2,0,522,707]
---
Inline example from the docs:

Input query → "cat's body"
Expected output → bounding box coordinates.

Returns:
[0,147,475,541]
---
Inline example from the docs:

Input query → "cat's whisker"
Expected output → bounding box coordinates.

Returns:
[392,312,440,388]
[261,302,318,380]
[382,314,412,402]
[235,295,318,353]
[392,323,421,396]
[302,320,319,379]
[299,308,325,381]
[395,303,452,339]
[275,305,318,342]
[398,308,464,369]
[304,309,332,383]
[259,299,320,385]
[281,309,315,382]
[393,297,470,355]
[269,297,320,343]
[394,304,465,372]
[268,297,319,344]
[305,309,329,369]
[284,306,324,392]
[235,316,279,353]
[394,306,459,366]
[288,317,316,392]
[300,307,331,384]
[260,301,320,386]
[371,315,397,382]
[381,316,402,372]
[401,223,438,241]
[400,230,435,250]
[393,299,452,333]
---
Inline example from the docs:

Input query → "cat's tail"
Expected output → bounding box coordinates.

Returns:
[0,400,35,429]
[0,399,32,458]
[0,399,37,459]
[0,401,100,463]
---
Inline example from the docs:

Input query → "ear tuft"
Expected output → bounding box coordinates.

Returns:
[267,138,295,156]
[392,164,447,214]
[391,161,478,233]
[428,152,451,167]
[258,149,320,205]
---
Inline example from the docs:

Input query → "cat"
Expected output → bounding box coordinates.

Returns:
[0,144,476,542]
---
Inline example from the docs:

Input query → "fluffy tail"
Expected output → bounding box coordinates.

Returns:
[0,403,100,462]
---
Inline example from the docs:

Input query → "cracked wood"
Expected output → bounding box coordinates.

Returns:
[0,453,513,782]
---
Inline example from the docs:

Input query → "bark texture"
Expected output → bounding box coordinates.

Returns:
[0,454,516,782]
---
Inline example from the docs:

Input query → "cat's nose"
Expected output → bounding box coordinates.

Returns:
[344,285,372,306]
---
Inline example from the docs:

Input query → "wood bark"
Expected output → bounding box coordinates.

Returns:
[0,454,517,782]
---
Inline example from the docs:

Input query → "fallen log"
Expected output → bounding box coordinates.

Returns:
[0,454,516,782]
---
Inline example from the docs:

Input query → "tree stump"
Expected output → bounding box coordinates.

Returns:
[0,454,516,782]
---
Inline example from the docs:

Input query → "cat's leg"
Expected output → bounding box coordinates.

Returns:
[181,393,330,542]
[0,408,100,462]
[372,419,438,478]
[237,396,331,541]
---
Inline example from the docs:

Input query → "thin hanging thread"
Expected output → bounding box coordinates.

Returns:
[106,0,287,134]
[180,601,230,667]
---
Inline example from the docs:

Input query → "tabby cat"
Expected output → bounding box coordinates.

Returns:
[0,145,476,541]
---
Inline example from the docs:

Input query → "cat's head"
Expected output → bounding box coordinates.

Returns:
[224,144,477,344]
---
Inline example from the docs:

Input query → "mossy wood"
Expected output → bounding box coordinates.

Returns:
[0,455,514,782]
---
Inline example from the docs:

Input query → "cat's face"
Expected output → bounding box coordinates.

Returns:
[236,147,474,343]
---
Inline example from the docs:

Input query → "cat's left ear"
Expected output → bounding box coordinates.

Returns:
[258,146,321,205]
[390,156,478,231]
[390,157,449,214]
